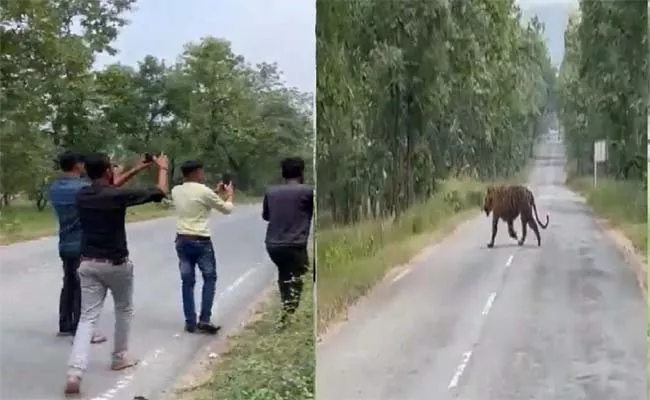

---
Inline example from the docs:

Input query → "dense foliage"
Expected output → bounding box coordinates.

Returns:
[556,1,647,181]
[0,0,313,208]
[316,0,556,225]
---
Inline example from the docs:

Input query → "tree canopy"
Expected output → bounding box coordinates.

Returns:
[1,0,313,208]
[316,0,556,225]
[556,1,647,181]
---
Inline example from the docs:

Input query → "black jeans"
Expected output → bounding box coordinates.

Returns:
[266,245,309,315]
[59,254,81,333]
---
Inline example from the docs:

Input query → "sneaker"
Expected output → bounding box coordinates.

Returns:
[196,322,221,335]
[184,324,196,333]
[63,375,81,396]
[57,331,75,337]
[91,334,107,344]
[110,352,139,371]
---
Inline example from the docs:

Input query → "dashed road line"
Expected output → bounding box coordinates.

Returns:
[447,253,515,392]
[90,268,258,400]
[448,351,473,389]
[481,292,496,316]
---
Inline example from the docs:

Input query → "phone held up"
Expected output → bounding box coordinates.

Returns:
[221,172,232,186]
[143,152,161,163]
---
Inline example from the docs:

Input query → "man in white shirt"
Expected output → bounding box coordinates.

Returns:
[170,160,234,334]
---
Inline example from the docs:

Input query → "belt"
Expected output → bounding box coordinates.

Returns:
[175,234,211,242]
[81,256,128,266]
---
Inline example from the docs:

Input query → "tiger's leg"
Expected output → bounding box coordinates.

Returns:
[507,219,518,240]
[528,217,541,246]
[487,215,499,248]
[518,216,528,246]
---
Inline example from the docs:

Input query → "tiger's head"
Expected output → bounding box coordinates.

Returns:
[483,186,495,216]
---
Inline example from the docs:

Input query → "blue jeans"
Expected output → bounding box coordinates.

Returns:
[174,237,217,326]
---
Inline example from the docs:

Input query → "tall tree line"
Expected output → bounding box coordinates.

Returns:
[0,0,313,208]
[556,1,647,181]
[316,0,556,225]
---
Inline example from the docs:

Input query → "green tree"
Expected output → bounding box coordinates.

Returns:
[557,1,647,180]
[1,2,313,210]
[316,0,555,225]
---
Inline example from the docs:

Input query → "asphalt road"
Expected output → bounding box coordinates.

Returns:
[316,133,646,400]
[0,203,276,400]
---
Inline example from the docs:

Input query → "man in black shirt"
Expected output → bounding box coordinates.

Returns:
[64,152,168,396]
[262,157,314,327]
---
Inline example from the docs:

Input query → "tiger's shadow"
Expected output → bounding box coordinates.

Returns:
[484,242,540,249]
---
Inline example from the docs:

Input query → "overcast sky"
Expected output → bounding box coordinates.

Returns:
[517,0,577,8]
[96,0,315,94]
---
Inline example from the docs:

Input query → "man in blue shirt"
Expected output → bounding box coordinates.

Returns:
[48,152,105,343]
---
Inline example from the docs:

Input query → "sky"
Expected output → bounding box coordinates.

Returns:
[96,0,315,94]
[98,0,572,94]
[517,0,578,66]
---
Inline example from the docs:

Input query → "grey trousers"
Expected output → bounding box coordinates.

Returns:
[67,259,134,377]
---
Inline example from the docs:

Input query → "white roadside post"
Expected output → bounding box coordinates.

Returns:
[593,140,607,187]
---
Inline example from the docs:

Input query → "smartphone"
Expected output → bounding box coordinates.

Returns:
[221,172,232,186]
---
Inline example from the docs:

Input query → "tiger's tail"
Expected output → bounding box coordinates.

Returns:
[530,194,549,229]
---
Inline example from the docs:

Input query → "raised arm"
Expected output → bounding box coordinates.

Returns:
[202,184,234,215]
[112,157,150,187]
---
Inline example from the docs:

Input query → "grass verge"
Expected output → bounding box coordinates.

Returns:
[0,192,261,245]
[316,178,495,334]
[567,177,647,254]
[175,273,315,400]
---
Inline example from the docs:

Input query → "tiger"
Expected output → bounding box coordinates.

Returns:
[482,184,549,248]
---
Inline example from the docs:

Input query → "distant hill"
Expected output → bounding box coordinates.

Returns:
[520,1,578,67]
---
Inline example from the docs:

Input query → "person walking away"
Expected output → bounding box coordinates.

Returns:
[48,151,106,344]
[262,157,314,326]
[64,153,169,396]
[170,160,234,334]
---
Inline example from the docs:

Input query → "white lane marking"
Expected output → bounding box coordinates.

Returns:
[223,268,256,296]
[92,268,258,400]
[448,254,513,391]
[481,292,497,316]
[391,269,411,283]
[448,350,473,389]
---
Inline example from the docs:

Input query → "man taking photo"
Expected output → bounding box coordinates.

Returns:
[262,157,313,327]
[170,160,234,335]
[64,153,169,396]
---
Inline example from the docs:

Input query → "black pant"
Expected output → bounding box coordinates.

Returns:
[59,254,81,333]
[266,245,308,315]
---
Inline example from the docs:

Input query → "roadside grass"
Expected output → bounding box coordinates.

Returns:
[0,192,261,245]
[316,178,494,334]
[567,177,647,254]
[176,273,315,400]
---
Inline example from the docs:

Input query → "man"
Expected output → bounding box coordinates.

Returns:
[48,151,105,344]
[170,160,234,334]
[262,157,313,326]
[64,152,168,396]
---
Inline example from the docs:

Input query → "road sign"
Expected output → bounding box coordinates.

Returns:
[593,139,607,187]
[594,140,607,162]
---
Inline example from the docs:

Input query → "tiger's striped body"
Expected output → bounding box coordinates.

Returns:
[483,185,549,248]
